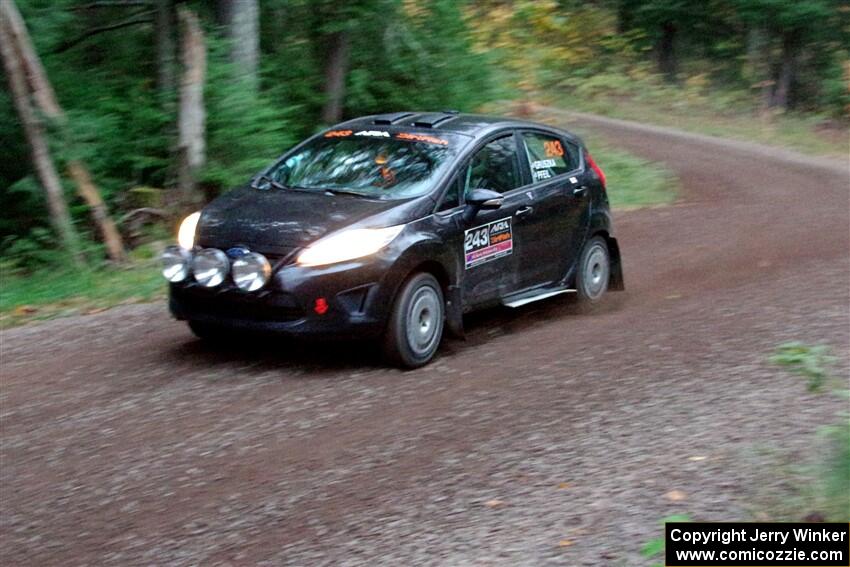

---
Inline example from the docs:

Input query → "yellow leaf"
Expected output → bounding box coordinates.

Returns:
[485,499,504,508]
[559,539,574,547]
[665,490,687,502]
[558,482,571,489]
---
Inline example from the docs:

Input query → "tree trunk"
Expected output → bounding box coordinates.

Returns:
[177,7,206,207]
[66,162,126,262]
[745,26,774,115]
[772,33,798,111]
[0,0,61,115]
[2,0,126,262]
[0,10,84,266]
[321,29,350,124]
[154,0,176,103]
[657,20,677,82]
[216,0,259,91]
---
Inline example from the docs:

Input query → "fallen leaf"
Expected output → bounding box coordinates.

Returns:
[558,539,574,547]
[14,305,37,315]
[558,482,571,489]
[665,294,682,300]
[665,490,687,502]
[688,456,707,461]
[85,307,107,315]
[485,499,504,508]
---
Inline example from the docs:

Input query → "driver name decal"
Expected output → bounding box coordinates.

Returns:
[464,217,513,269]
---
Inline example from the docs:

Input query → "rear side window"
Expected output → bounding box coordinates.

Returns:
[522,132,578,182]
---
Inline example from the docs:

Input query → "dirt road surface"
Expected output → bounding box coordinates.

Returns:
[2,113,848,566]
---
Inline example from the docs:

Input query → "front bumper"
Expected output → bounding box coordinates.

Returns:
[169,256,397,339]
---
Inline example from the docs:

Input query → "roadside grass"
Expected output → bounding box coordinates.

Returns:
[579,136,678,209]
[554,92,848,159]
[0,257,164,329]
[749,343,850,523]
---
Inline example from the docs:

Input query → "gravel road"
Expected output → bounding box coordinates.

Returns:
[2,113,848,566]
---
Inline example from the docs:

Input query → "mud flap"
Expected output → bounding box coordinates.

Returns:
[607,237,625,291]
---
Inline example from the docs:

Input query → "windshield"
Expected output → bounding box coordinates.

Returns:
[266,131,460,199]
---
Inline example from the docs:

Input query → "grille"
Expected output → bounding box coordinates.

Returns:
[175,286,304,322]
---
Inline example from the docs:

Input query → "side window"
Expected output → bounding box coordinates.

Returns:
[436,175,462,212]
[464,135,520,196]
[522,132,578,183]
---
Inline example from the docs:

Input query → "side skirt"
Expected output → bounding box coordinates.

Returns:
[501,285,576,308]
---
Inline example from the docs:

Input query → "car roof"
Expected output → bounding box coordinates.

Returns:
[333,111,580,142]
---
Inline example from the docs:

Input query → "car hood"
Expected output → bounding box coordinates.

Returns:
[196,186,414,256]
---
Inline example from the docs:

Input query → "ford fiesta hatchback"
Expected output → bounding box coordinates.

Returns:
[161,111,623,368]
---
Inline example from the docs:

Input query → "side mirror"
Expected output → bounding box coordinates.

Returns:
[463,188,503,222]
[467,188,503,209]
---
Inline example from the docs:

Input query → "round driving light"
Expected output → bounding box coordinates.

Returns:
[232,252,271,292]
[161,245,190,282]
[192,248,229,287]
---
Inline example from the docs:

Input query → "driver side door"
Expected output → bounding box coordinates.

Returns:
[460,133,528,305]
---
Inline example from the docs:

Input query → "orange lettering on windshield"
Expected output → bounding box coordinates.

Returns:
[324,130,353,138]
[396,132,449,146]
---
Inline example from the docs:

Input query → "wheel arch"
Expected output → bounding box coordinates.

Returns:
[384,243,464,338]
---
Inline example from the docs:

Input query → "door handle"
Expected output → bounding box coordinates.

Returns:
[572,185,588,196]
[515,205,534,217]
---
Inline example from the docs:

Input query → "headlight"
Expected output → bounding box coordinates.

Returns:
[296,225,405,267]
[177,211,201,250]
[161,245,191,282]
[232,252,271,292]
[192,248,229,287]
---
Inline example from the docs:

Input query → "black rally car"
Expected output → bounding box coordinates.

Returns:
[161,111,623,367]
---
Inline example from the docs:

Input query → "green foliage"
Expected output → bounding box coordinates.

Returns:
[770,342,837,392]
[817,416,850,521]
[641,514,691,567]
[2,0,847,274]
[345,0,495,114]
[202,38,294,193]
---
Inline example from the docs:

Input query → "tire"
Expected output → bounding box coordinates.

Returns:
[575,235,610,308]
[383,273,445,369]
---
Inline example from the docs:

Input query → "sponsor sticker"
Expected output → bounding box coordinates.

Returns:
[532,169,552,181]
[464,217,513,269]
[324,129,352,138]
[354,130,390,137]
[531,159,557,169]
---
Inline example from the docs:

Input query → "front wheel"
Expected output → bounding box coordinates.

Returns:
[383,273,445,369]
[575,236,610,308]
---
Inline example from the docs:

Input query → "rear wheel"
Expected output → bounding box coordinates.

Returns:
[383,273,445,368]
[575,236,610,308]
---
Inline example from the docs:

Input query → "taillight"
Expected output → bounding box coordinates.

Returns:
[585,152,607,189]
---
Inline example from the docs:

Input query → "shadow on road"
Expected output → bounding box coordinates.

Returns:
[163,292,629,373]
